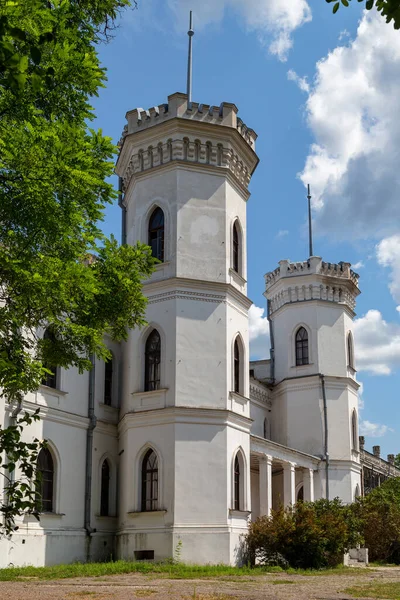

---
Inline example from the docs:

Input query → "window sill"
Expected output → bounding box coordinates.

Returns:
[229,268,247,285]
[95,514,117,519]
[229,509,251,517]
[132,388,168,397]
[229,391,249,404]
[39,512,65,517]
[291,363,314,369]
[153,261,170,270]
[347,365,357,374]
[99,402,119,412]
[39,385,68,396]
[127,510,167,517]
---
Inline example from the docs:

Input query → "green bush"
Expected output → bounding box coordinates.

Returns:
[245,498,362,569]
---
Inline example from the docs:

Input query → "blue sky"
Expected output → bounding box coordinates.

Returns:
[92,0,400,458]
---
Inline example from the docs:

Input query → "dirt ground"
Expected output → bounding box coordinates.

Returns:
[0,566,399,600]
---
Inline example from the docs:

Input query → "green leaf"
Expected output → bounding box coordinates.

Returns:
[366,0,374,7]
[333,1,340,11]
[341,0,349,5]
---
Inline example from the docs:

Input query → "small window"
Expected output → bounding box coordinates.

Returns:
[36,447,54,513]
[141,449,158,512]
[148,207,164,262]
[233,221,240,274]
[297,485,304,502]
[42,327,58,389]
[104,357,113,406]
[351,410,358,451]
[263,417,270,440]
[135,550,154,561]
[234,455,240,510]
[347,333,355,369]
[234,339,240,394]
[295,327,309,366]
[145,329,161,392]
[100,459,110,516]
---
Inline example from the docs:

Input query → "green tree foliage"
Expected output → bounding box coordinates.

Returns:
[356,478,400,564]
[327,0,400,29]
[245,499,362,569]
[0,0,155,535]
[394,454,400,469]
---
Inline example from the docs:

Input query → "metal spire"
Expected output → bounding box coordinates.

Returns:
[186,10,194,110]
[307,184,314,257]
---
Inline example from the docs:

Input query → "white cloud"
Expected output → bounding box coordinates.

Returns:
[249,304,270,359]
[359,420,393,438]
[299,11,400,238]
[352,260,364,270]
[376,235,400,303]
[287,69,310,93]
[276,229,289,239]
[354,309,400,375]
[168,0,312,61]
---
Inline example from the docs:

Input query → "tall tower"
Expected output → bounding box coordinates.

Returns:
[264,257,362,502]
[115,92,258,564]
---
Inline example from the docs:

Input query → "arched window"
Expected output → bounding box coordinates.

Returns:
[183,137,189,160]
[141,449,158,512]
[347,333,355,369]
[233,221,240,274]
[297,485,304,502]
[138,149,144,171]
[206,141,212,164]
[157,142,163,165]
[145,329,161,392]
[36,447,54,512]
[148,207,164,262]
[351,410,358,451]
[217,144,223,166]
[263,417,270,440]
[295,327,309,366]
[234,338,240,394]
[194,139,201,162]
[42,327,58,389]
[234,455,240,510]
[100,459,110,516]
[104,357,113,406]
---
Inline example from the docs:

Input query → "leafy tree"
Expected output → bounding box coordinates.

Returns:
[327,0,400,30]
[394,453,400,469]
[0,0,155,535]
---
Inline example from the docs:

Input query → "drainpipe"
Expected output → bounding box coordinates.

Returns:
[118,177,127,246]
[267,299,275,384]
[319,374,329,500]
[84,355,97,537]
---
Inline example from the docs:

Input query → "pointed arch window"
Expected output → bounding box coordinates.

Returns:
[100,459,110,516]
[234,338,240,394]
[351,410,358,451]
[233,221,240,274]
[148,207,164,262]
[297,485,304,502]
[295,327,309,366]
[234,455,240,510]
[347,333,355,369]
[42,327,58,389]
[36,447,54,512]
[141,449,158,512]
[145,329,161,392]
[104,357,113,406]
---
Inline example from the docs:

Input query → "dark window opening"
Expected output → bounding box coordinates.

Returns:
[347,333,355,369]
[234,339,240,394]
[234,455,240,510]
[36,447,54,513]
[297,486,304,502]
[295,327,309,366]
[104,358,113,406]
[141,449,158,512]
[100,459,110,516]
[148,207,164,262]
[42,327,58,389]
[145,329,161,392]
[233,222,240,273]
[134,550,154,561]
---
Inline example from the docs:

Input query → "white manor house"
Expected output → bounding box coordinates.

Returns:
[1,89,398,568]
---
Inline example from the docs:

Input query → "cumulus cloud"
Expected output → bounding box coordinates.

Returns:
[354,309,400,375]
[287,69,310,93]
[376,235,400,305]
[168,0,312,61]
[299,12,400,238]
[359,420,393,438]
[249,304,270,359]
[352,261,364,270]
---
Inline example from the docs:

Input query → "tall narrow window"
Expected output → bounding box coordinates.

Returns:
[148,207,164,262]
[352,410,358,451]
[145,329,161,392]
[347,333,355,369]
[233,221,240,273]
[234,455,240,510]
[234,339,240,394]
[36,447,54,512]
[263,417,270,440]
[100,459,110,516]
[295,327,309,366]
[141,449,158,512]
[42,327,58,389]
[104,357,113,406]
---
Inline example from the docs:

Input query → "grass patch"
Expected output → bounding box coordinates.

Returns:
[345,582,400,599]
[0,560,366,582]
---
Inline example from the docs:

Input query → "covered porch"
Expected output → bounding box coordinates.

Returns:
[250,435,320,520]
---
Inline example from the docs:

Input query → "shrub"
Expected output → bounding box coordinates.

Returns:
[245,498,361,570]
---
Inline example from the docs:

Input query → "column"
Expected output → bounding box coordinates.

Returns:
[283,462,296,507]
[303,468,314,502]
[259,455,272,517]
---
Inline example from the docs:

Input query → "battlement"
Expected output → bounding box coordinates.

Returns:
[120,92,257,150]
[264,257,360,315]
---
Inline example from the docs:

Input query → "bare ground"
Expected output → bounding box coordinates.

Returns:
[1,566,399,600]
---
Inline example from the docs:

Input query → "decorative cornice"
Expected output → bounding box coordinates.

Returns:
[250,381,272,409]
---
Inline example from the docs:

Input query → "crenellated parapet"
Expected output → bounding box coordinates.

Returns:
[116,92,258,195]
[264,256,360,315]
